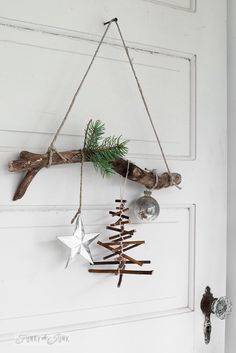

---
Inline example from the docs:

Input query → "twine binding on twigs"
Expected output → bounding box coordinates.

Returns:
[116,160,130,287]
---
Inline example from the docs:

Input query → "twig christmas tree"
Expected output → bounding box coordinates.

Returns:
[89,199,153,287]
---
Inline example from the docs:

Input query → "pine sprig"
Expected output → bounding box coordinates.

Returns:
[84,120,128,177]
[84,120,105,150]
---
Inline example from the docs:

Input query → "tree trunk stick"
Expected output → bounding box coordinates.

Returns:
[122,253,143,267]
[117,263,125,288]
[103,241,144,245]
[13,168,41,201]
[88,269,153,275]
[8,149,181,201]
[92,260,151,265]
[103,243,142,260]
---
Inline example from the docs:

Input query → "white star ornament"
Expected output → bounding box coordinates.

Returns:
[57,215,99,268]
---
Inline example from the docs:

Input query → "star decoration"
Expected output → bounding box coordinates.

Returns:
[57,214,100,268]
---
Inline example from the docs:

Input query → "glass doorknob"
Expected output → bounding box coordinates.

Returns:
[201,287,232,344]
[212,296,232,320]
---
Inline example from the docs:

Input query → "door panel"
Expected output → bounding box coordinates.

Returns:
[0,25,196,160]
[0,0,227,352]
[144,0,196,12]
[0,205,195,336]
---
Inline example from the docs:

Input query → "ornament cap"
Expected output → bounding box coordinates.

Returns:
[144,190,152,197]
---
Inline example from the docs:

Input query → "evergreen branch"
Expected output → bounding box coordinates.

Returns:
[89,155,114,177]
[83,119,92,148]
[83,120,128,177]
[84,120,105,150]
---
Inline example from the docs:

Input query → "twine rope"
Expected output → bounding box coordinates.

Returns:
[70,149,84,224]
[120,160,130,202]
[70,120,92,223]
[113,19,179,188]
[47,17,179,202]
[47,21,113,167]
[117,160,130,278]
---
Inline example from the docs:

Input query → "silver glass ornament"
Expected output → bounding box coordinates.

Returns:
[133,190,160,221]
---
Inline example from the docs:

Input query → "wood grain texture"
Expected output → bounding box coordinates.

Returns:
[8,149,182,200]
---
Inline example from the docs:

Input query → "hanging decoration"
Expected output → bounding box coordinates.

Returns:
[89,161,153,287]
[57,119,128,267]
[89,199,153,287]
[7,16,182,288]
[133,190,160,221]
[8,17,181,202]
[58,214,100,267]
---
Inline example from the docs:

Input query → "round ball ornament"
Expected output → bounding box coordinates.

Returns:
[133,190,160,221]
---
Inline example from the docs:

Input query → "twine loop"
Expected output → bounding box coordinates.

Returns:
[151,169,159,190]
[47,144,68,168]
[169,174,181,190]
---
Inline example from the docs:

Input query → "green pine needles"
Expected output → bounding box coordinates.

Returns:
[83,120,128,177]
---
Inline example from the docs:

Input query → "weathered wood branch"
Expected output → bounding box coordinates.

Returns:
[8,149,182,201]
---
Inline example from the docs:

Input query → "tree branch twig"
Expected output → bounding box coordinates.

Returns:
[8,149,182,201]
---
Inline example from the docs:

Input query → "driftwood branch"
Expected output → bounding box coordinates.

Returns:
[8,149,182,201]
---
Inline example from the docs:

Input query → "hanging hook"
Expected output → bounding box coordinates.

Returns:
[104,18,118,26]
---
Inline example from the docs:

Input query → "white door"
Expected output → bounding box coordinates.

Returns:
[0,0,227,352]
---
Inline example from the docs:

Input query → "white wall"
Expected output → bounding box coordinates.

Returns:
[227,0,236,352]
